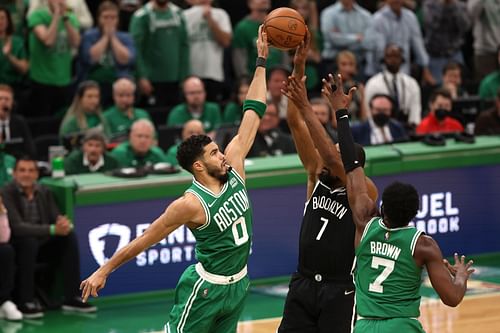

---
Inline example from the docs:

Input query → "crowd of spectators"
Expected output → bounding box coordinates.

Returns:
[1,0,500,321]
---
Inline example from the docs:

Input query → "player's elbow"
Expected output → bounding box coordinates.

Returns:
[440,293,462,307]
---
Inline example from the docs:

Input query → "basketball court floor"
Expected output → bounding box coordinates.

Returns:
[1,253,499,333]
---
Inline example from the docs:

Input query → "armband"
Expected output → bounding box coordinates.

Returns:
[243,100,266,118]
[255,56,266,68]
[49,224,56,236]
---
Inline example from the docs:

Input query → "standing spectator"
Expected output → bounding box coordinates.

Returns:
[365,44,422,129]
[475,88,500,135]
[352,94,408,146]
[422,0,470,84]
[3,1,27,37]
[478,47,500,100]
[371,0,435,85]
[320,0,374,78]
[104,78,152,139]
[416,88,464,135]
[0,199,22,321]
[27,0,93,30]
[336,51,366,122]
[0,7,29,92]
[28,0,80,117]
[232,0,288,79]
[247,103,296,158]
[79,1,136,108]
[59,81,110,138]
[223,76,250,125]
[2,157,96,318]
[165,119,205,166]
[267,66,289,119]
[130,0,189,107]
[184,0,232,103]
[167,76,222,138]
[111,119,167,168]
[0,85,36,158]
[468,0,500,81]
[64,130,119,175]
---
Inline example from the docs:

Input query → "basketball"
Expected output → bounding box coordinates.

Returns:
[264,7,306,51]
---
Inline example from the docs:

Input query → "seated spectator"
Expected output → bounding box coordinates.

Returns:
[79,1,136,108]
[478,47,500,100]
[267,66,289,119]
[441,62,467,100]
[27,0,81,117]
[167,76,222,138]
[336,51,367,122]
[0,7,29,92]
[0,199,22,321]
[184,0,232,103]
[416,88,464,135]
[247,103,296,158]
[59,81,111,138]
[2,157,96,318]
[365,44,422,129]
[223,76,250,125]
[310,97,337,142]
[103,78,152,140]
[352,94,408,146]
[0,84,36,157]
[111,119,167,168]
[27,0,93,30]
[475,88,500,135]
[64,130,118,175]
[165,119,205,166]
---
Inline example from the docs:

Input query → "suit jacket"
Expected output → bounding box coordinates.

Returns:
[247,128,296,158]
[351,120,408,146]
[6,114,36,158]
[2,181,60,238]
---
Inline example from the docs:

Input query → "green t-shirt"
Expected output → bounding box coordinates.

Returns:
[186,168,252,275]
[64,150,119,175]
[104,106,152,137]
[0,151,16,188]
[167,102,222,133]
[355,217,423,319]
[130,2,189,82]
[0,36,27,85]
[87,48,117,84]
[479,71,500,100]
[59,113,109,137]
[232,17,285,76]
[28,8,79,85]
[223,102,242,125]
[111,141,167,167]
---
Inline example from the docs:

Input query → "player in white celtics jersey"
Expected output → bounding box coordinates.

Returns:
[316,73,475,333]
[80,26,270,333]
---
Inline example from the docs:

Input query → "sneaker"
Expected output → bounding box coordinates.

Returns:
[62,297,97,313]
[18,300,44,319]
[0,301,23,321]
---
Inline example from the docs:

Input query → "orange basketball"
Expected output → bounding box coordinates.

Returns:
[264,7,306,51]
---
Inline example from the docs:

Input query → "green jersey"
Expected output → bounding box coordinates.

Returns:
[355,217,423,319]
[186,168,252,276]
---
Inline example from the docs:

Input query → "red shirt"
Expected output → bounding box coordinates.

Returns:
[416,113,464,135]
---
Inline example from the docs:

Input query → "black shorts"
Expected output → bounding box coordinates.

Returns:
[278,272,356,333]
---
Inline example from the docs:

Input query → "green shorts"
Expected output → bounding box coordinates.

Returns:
[165,263,250,333]
[354,317,426,333]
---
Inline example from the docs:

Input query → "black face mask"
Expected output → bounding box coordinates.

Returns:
[435,108,448,121]
[373,113,390,127]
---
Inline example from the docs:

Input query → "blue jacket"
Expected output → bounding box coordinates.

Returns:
[351,120,408,146]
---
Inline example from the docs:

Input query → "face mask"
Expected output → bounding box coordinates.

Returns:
[434,108,448,121]
[373,113,390,127]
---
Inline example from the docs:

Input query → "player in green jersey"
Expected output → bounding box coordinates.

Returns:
[80,26,269,333]
[284,73,475,333]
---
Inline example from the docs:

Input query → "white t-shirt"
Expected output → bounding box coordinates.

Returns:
[183,5,232,82]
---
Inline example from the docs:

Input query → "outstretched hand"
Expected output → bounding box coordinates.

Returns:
[256,25,269,59]
[443,253,475,279]
[282,75,310,111]
[80,271,107,303]
[321,73,356,111]
[293,28,311,70]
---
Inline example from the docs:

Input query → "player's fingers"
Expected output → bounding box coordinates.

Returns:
[465,259,474,269]
[461,255,466,265]
[301,75,307,84]
[468,269,475,276]
[454,253,459,264]
[348,86,357,99]
[81,283,90,303]
[328,73,335,84]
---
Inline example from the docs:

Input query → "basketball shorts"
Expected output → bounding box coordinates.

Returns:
[165,263,249,333]
[354,317,426,333]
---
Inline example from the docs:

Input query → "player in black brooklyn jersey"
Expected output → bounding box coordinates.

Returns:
[278,31,378,333]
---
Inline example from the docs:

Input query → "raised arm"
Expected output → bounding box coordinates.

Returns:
[224,25,268,179]
[80,195,204,302]
[415,236,474,307]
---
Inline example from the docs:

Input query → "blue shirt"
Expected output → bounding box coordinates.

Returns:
[371,5,429,74]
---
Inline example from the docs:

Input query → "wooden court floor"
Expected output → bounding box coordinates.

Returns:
[236,293,500,333]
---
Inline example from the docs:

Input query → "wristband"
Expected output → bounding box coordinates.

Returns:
[336,108,361,173]
[49,224,56,236]
[243,99,266,118]
[255,56,266,68]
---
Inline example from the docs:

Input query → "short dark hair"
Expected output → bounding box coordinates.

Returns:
[14,156,38,171]
[429,87,452,104]
[442,61,461,75]
[369,93,395,111]
[177,134,212,174]
[382,181,419,228]
[0,7,14,36]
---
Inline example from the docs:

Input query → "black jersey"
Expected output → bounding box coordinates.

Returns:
[297,180,355,283]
